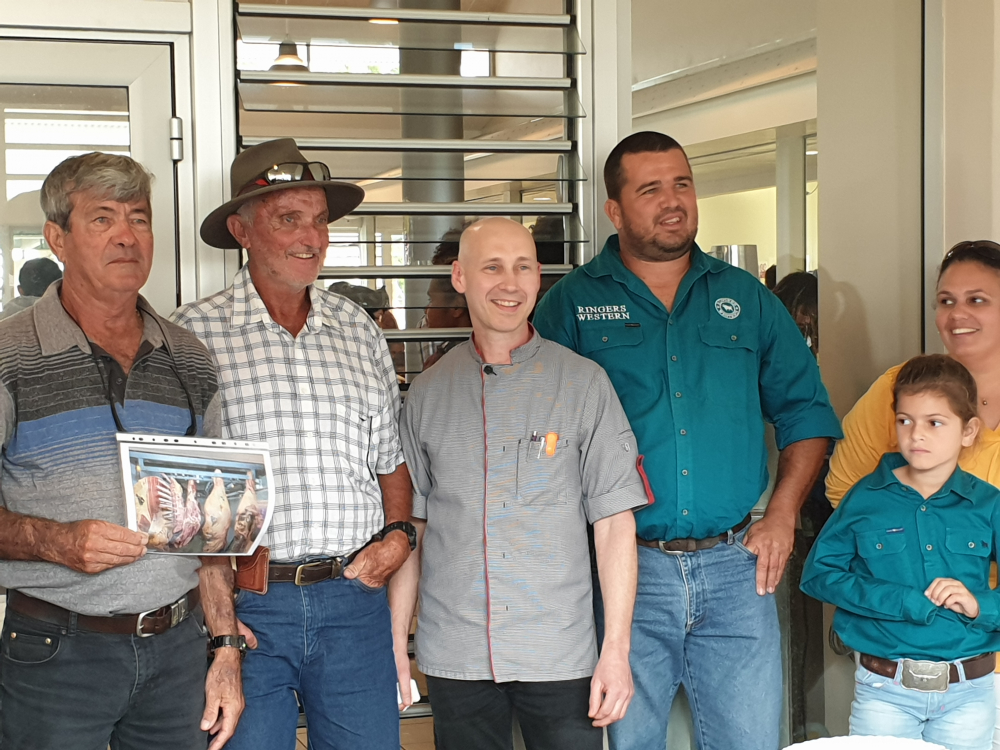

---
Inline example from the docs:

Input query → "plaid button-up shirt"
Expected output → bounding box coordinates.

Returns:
[172,266,404,561]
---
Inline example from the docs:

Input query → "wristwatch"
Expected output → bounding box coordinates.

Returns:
[379,521,417,550]
[209,634,248,659]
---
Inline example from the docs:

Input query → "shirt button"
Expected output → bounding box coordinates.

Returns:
[876,543,883,550]
[675,392,682,398]
[602,336,608,342]
[681,469,689,476]
[115,377,122,384]
[926,544,933,551]
[969,542,976,548]
[731,335,737,341]
[671,355,677,361]
[920,505,927,512]
[682,509,689,515]
[680,429,687,435]
[669,320,674,325]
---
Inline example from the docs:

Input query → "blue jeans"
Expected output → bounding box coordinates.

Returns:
[850,663,995,750]
[0,607,208,750]
[608,529,781,750]
[225,576,399,750]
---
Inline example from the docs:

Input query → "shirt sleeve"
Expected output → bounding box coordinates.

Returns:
[372,328,405,475]
[800,490,938,625]
[970,499,1000,632]
[0,382,14,507]
[826,366,901,508]
[758,290,843,450]
[533,279,577,351]
[577,368,649,523]
[399,387,430,520]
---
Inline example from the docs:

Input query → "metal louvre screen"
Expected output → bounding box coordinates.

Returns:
[235,0,588,385]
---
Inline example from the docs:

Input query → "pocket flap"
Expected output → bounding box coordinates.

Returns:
[579,324,644,354]
[946,528,992,557]
[856,529,907,557]
[698,321,757,351]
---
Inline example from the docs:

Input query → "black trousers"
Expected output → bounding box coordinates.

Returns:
[427,675,603,750]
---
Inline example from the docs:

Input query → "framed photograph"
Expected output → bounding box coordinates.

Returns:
[117,434,274,556]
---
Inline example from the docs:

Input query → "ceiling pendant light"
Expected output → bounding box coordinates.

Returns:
[269,41,308,73]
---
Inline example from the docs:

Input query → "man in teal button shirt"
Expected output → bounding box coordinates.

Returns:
[533,131,842,750]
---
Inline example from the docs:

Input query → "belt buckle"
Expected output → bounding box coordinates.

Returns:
[135,609,156,638]
[294,560,334,586]
[900,658,950,692]
[657,540,692,555]
[169,596,189,628]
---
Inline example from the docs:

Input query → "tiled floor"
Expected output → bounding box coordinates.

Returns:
[295,717,434,749]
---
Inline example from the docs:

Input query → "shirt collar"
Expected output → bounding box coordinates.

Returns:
[34,281,165,357]
[869,452,978,502]
[583,234,722,311]
[229,264,331,333]
[467,325,543,366]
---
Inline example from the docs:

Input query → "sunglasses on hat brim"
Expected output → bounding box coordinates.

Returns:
[240,161,332,195]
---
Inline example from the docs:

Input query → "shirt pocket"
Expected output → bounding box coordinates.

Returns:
[516,437,572,506]
[856,530,907,577]
[333,402,375,482]
[945,528,992,559]
[578,323,644,355]
[697,321,758,352]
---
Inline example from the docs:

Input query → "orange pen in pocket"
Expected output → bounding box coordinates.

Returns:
[545,432,559,457]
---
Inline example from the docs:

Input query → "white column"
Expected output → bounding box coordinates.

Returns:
[577,0,630,263]
[776,122,807,281]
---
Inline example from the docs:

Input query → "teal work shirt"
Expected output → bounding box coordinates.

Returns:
[800,454,1000,661]
[533,236,841,541]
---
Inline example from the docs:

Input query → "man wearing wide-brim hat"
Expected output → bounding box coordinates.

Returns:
[172,138,416,750]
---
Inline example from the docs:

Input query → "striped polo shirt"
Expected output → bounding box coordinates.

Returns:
[400,331,647,682]
[0,284,221,616]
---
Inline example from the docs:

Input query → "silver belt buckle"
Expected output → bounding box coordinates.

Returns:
[135,608,155,638]
[900,658,950,692]
[135,594,189,637]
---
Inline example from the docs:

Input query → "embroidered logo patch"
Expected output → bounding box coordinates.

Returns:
[714,298,741,320]
[576,305,630,321]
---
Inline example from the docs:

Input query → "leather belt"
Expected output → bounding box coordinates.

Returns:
[860,652,996,683]
[268,555,356,586]
[637,514,753,554]
[7,588,200,638]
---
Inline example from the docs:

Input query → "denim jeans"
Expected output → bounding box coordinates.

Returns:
[224,576,398,750]
[0,606,208,750]
[426,676,602,750]
[608,528,781,750]
[850,663,995,750]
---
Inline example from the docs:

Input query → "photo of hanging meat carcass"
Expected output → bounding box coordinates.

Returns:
[120,438,273,556]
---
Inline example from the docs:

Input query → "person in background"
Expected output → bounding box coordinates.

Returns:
[328,282,405,378]
[0,152,242,750]
[533,131,842,750]
[827,240,1000,750]
[420,230,472,369]
[764,264,777,290]
[803,354,999,750]
[173,138,414,750]
[391,217,645,750]
[0,256,63,320]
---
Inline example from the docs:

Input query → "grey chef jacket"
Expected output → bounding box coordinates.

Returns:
[400,330,648,682]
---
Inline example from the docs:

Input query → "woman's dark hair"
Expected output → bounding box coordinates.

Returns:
[893,353,979,423]
[937,240,1000,283]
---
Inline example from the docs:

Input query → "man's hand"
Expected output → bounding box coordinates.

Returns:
[588,644,634,727]
[202,649,244,750]
[394,635,414,710]
[343,533,410,589]
[54,520,148,574]
[926,577,980,619]
[743,514,795,596]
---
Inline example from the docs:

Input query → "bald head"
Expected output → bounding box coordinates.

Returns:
[458,217,536,264]
[452,217,541,341]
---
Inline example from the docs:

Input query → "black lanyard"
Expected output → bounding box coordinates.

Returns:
[92,315,198,437]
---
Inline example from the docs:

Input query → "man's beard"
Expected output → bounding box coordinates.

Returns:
[619,213,696,263]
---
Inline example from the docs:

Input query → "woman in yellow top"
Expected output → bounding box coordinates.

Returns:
[827,240,1000,749]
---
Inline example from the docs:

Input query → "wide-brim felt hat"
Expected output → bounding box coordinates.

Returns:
[200,138,365,249]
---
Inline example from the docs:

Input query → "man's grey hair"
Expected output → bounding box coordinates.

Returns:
[40,152,153,231]
[235,196,264,227]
